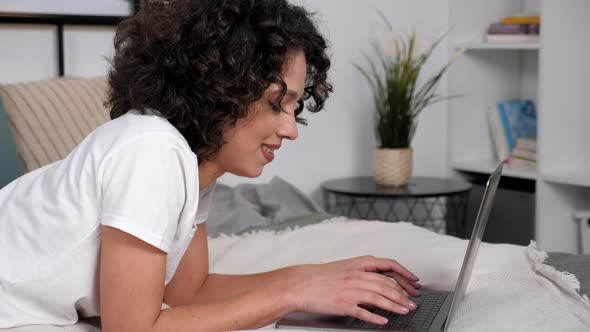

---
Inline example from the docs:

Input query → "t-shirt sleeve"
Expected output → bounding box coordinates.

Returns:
[99,133,195,253]
[195,181,217,225]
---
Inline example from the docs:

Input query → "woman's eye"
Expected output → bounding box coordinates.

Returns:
[269,103,283,113]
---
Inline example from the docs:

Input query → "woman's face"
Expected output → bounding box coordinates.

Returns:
[215,50,306,177]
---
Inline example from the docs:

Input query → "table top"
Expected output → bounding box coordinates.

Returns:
[321,176,472,198]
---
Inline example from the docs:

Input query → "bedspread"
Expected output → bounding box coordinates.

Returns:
[208,218,590,332]
[5,218,589,331]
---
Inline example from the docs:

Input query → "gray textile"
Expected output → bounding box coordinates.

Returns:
[206,176,322,237]
[237,212,333,235]
[0,96,23,188]
[546,252,590,298]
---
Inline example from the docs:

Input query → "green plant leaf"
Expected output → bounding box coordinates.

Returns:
[354,21,462,148]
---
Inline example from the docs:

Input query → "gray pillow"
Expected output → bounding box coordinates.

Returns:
[0,95,23,188]
[207,177,323,237]
[546,252,590,298]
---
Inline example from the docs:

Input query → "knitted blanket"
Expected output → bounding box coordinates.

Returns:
[208,218,590,332]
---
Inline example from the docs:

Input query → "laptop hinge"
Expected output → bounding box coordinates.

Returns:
[440,317,448,332]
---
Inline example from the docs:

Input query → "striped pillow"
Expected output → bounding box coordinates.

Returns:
[0,77,110,172]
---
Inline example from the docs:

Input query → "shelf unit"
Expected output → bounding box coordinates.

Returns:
[448,0,590,253]
[457,42,540,51]
[452,159,537,180]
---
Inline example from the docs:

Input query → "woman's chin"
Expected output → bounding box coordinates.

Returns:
[230,167,264,178]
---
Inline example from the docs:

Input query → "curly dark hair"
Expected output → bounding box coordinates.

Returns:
[106,0,332,162]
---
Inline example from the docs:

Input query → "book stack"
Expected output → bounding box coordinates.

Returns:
[507,138,537,170]
[486,15,540,43]
[484,99,537,170]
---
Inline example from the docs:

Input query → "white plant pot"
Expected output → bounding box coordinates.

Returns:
[373,147,413,186]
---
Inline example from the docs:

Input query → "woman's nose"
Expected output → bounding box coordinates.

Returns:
[277,112,299,140]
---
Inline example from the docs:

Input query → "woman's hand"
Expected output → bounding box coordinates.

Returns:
[289,256,421,325]
[300,255,421,296]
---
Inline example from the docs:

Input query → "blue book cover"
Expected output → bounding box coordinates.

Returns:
[496,100,537,152]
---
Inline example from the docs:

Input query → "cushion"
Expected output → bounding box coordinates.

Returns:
[546,252,590,298]
[207,177,323,237]
[0,77,110,172]
[0,95,23,188]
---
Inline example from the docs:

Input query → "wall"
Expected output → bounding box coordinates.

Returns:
[0,0,131,82]
[0,0,450,203]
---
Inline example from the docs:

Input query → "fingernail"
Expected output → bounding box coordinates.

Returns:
[402,290,409,296]
[408,301,417,309]
[379,317,388,325]
[401,307,409,314]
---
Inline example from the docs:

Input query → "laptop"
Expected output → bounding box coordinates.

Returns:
[276,162,503,332]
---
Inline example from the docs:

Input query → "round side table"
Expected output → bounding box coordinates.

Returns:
[321,176,472,238]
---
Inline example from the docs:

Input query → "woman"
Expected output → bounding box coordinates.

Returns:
[0,0,421,330]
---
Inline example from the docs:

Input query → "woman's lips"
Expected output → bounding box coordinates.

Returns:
[261,144,280,162]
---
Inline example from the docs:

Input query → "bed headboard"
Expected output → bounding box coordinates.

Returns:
[0,0,140,76]
[0,3,140,187]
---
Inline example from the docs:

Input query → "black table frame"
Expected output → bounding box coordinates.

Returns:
[322,177,472,238]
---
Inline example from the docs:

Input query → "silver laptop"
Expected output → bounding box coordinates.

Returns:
[276,162,503,332]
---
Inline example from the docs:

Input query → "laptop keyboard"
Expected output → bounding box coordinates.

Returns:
[349,292,448,331]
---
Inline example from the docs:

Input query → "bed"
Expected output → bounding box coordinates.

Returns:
[1,11,589,332]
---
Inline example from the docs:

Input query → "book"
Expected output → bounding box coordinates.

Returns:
[486,34,539,43]
[487,23,540,35]
[484,103,510,161]
[512,148,537,161]
[512,137,537,161]
[514,138,537,151]
[484,101,538,163]
[506,156,537,170]
[501,15,541,25]
[496,100,537,153]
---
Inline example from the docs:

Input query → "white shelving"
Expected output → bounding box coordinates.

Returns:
[452,160,537,180]
[448,0,590,253]
[541,173,590,188]
[457,42,540,51]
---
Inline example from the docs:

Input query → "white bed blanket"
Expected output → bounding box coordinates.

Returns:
[209,218,590,332]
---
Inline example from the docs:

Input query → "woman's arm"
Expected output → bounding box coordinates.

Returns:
[165,223,420,307]
[101,224,420,331]
[100,225,295,331]
[191,258,421,306]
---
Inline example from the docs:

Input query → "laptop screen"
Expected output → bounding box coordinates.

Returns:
[444,162,503,330]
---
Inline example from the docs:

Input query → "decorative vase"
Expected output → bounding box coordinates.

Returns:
[373,147,413,186]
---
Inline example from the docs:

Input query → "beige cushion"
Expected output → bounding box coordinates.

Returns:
[0,77,110,172]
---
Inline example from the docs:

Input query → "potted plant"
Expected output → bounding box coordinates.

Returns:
[356,19,463,186]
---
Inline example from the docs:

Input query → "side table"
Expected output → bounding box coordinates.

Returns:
[321,176,472,238]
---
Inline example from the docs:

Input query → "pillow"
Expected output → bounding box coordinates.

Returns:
[546,252,590,298]
[0,77,110,173]
[207,177,324,237]
[0,95,23,188]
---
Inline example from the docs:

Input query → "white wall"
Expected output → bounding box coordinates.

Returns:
[0,0,131,82]
[0,0,130,15]
[0,0,450,203]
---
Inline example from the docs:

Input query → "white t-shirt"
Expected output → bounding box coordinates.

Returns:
[0,111,213,328]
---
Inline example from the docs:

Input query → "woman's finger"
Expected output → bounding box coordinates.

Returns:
[359,256,419,282]
[345,273,414,310]
[354,290,414,316]
[346,305,390,326]
[355,268,422,299]
[384,272,421,297]
[357,271,404,291]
